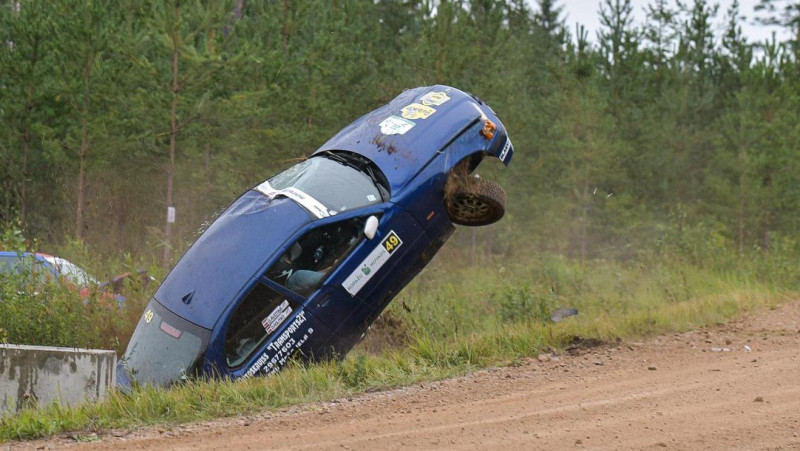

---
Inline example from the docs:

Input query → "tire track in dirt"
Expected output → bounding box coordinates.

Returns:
[9,301,800,450]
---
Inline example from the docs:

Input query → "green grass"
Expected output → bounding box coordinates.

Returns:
[1,249,796,442]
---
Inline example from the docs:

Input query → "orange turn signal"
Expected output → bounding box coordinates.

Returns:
[481,118,497,140]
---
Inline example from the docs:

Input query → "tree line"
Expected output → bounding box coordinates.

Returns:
[1,0,798,268]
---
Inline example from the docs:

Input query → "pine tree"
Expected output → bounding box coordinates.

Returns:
[0,1,58,225]
[123,0,234,267]
[53,0,120,240]
[755,0,800,60]
[597,0,641,120]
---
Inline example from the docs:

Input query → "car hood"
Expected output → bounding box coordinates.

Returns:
[314,85,490,194]
[154,190,310,329]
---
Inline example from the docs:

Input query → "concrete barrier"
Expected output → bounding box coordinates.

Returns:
[0,344,116,416]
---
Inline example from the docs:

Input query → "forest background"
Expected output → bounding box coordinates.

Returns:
[0,0,799,347]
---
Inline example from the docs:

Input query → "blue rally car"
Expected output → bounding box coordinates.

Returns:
[118,85,514,388]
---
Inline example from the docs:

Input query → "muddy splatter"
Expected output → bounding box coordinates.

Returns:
[371,135,398,155]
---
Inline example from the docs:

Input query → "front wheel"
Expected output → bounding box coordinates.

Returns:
[445,176,506,226]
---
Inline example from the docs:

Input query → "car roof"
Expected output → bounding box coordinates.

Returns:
[0,251,33,257]
[154,191,312,330]
[0,251,49,263]
[314,85,489,194]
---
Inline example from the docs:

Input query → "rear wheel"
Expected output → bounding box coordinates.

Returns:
[445,176,506,226]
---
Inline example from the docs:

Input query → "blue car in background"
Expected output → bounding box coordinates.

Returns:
[118,85,514,388]
[0,252,144,306]
[0,251,98,288]
[0,251,117,302]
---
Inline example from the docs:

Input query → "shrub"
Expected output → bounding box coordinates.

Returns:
[0,268,132,352]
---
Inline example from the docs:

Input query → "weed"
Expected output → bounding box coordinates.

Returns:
[498,284,555,323]
[339,355,369,388]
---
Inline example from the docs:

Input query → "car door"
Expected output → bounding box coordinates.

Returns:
[222,212,380,370]
[312,204,432,355]
[265,212,381,359]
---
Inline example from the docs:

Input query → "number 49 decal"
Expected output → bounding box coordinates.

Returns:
[382,231,402,254]
[342,230,404,296]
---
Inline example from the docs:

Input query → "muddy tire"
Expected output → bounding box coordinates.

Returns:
[445,176,506,226]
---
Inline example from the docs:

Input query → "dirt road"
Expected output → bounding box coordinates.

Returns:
[10,301,800,450]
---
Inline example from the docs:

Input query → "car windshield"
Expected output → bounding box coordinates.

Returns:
[120,299,210,388]
[262,155,383,216]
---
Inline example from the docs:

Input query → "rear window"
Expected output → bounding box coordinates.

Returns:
[120,299,210,388]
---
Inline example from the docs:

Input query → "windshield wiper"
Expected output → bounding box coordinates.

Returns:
[320,151,389,200]
[321,150,350,167]
[363,164,389,200]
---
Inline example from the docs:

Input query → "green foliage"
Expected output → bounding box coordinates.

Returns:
[0,235,155,352]
[0,270,131,352]
[337,355,370,388]
[498,284,556,323]
[0,220,30,251]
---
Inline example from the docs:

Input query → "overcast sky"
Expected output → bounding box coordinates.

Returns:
[558,0,790,45]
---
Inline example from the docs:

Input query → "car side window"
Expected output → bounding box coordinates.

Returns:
[0,255,21,274]
[264,216,368,296]
[0,255,49,285]
[225,283,295,368]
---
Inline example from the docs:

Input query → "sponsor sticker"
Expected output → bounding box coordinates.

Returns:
[342,231,403,296]
[282,187,333,218]
[261,300,292,334]
[244,310,315,378]
[420,91,450,106]
[499,137,512,162]
[255,181,333,219]
[401,103,436,120]
[379,115,415,135]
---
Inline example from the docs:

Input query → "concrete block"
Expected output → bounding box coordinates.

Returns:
[0,344,116,416]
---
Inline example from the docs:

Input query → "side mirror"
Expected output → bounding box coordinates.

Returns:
[364,216,379,240]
